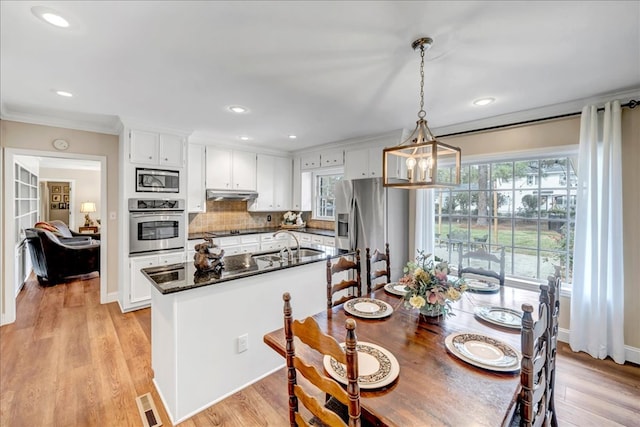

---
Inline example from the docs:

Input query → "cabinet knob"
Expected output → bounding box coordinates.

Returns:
[164,158,168,161]
[148,156,152,160]
[362,172,366,176]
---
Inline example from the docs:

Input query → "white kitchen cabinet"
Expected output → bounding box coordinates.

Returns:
[321,149,344,167]
[206,148,257,191]
[130,130,185,168]
[274,156,292,210]
[292,157,301,210]
[212,234,260,255]
[260,233,292,251]
[129,252,185,304]
[250,155,292,211]
[300,153,321,170]
[187,144,206,212]
[344,146,383,180]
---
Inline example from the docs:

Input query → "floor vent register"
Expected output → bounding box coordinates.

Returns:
[136,392,162,427]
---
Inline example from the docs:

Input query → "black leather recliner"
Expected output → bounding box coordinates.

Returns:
[25,228,100,285]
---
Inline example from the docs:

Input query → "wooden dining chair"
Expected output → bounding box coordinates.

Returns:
[517,285,549,427]
[326,250,361,309]
[543,274,561,427]
[365,244,390,294]
[457,244,506,287]
[282,292,362,427]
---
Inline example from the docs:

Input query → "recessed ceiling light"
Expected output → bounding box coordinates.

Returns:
[473,97,495,106]
[239,136,251,141]
[288,135,297,140]
[55,90,73,97]
[31,6,70,28]
[228,105,249,114]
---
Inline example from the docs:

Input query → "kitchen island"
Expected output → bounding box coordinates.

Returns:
[142,244,346,424]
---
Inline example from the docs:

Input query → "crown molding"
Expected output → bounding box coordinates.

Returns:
[0,107,121,135]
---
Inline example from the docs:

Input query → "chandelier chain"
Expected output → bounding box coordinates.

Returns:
[418,44,426,120]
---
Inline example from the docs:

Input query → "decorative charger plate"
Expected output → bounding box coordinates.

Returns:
[344,298,393,319]
[465,279,500,293]
[474,306,523,329]
[323,341,400,389]
[445,332,521,372]
[384,282,408,296]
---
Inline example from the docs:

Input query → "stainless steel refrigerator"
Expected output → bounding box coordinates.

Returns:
[334,178,409,282]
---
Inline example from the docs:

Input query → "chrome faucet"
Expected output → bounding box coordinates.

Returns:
[273,230,300,262]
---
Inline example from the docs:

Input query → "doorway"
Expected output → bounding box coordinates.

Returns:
[2,148,107,325]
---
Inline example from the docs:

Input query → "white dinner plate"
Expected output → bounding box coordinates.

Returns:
[465,279,500,293]
[384,282,408,296]
[445,332,521,372]
[474,306,523,329]
[323,341,400,389]
[344,298,393,319]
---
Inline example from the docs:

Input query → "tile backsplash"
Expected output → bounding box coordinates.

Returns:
[189,200,333,233]
[188,201,334,233]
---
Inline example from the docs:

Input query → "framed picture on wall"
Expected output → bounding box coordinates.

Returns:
[52,185,61,193]
[63,185,69,193]
[51,203,57,210]
[63,195,69,202]
[52,194,61,202]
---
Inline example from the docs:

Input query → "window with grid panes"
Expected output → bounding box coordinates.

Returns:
[432,157,577,284]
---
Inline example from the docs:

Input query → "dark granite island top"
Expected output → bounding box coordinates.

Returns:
[142,245,347,294]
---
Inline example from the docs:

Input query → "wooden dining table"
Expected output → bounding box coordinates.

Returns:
[263,284,541,427]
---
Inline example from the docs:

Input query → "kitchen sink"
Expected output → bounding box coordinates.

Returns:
[251,247,325,263]
[290,248,325,257]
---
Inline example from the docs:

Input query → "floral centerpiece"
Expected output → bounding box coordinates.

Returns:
[283,211,298,224]
[399,250,467,318]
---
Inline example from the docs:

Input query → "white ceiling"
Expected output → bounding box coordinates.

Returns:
[1,1,639,152]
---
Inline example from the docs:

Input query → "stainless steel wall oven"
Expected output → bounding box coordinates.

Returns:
[129,198,185,255]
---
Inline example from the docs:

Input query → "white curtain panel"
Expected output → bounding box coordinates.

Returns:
[414,188,435,259]
[570,100,625,364]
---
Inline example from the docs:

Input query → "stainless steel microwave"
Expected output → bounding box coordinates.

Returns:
[136,168,180,193]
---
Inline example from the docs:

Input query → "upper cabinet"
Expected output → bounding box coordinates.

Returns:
[344,146,383,180]
[300,149,344,170]
[320,149,344,167]
[249,154,292,211]
[129,130,185,168]
[187,144,206,212]
[206,148,257,191]
[300,153,321,170]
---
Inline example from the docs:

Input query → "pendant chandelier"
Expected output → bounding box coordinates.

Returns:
[383,37,461,189]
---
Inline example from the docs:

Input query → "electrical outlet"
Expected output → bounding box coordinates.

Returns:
[238,334,249,353]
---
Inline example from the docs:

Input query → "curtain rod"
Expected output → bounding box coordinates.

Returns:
[437,99,639,139]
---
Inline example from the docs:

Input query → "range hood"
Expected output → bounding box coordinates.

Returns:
[206,189,258,201]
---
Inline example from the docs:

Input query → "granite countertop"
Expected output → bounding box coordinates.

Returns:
[143,245,349,294]
[188,227,334,240]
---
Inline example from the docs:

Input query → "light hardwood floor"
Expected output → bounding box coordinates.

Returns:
[1,274,639,426]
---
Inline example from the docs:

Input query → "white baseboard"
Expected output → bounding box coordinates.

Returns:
[104,291,118,304]
[558,327,640,365]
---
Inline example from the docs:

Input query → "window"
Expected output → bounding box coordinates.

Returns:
[313,171,342,220]
[432,156,577,283]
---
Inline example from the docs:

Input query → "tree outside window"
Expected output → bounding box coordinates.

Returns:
[314,172,342,220]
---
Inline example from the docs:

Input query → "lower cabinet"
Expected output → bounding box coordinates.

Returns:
[129,252,185,304]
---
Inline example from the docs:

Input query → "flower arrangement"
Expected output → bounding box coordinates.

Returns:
[283,211,298,224]
[399,250,467,317]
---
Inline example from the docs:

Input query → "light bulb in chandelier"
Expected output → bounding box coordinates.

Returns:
[418,157,431,182]
[406,157,417,181]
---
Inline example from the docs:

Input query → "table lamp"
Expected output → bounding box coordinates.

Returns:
[80,201,97,226]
